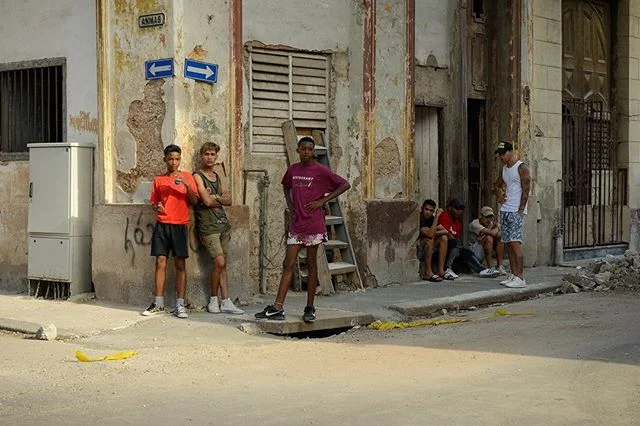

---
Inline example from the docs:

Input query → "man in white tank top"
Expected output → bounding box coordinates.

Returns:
[493,141,531,288]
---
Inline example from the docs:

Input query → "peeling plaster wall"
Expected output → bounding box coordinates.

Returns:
[344,2,369,288]
[241,1,417,289]
[415,0,455,68]
[0,162,29,291]
[414,1,455,209]
[243,0,350,50]
[0,1,97,291]
[96,0,245,305]
[0,0,98,142]
[526,0,565,265]
[108,0,175,203]
[366,200,420,286]
[373,1,407,199]
[524,0,563,266]
[109,0,232,202]
[242,0,355,292]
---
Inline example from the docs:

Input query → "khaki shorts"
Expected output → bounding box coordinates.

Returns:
[200,230,230,258]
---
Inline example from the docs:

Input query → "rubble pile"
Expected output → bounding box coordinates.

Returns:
[559,250,640,294]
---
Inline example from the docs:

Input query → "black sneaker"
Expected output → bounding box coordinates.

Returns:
[302,306,316,323]
[141,303,164,316]
[254,305,285,320]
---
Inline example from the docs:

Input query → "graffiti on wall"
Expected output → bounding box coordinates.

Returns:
[124,211,154,266]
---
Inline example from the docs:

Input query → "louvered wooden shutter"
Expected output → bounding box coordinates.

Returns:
[250,49,328,154]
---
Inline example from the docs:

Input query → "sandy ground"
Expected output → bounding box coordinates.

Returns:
[1,291,639,426]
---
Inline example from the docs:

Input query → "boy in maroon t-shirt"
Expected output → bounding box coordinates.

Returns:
[255,137,350,322]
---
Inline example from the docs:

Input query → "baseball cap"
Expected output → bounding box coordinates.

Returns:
[480,206,494,217]
[494,140,513,156]
[448,198,465,209]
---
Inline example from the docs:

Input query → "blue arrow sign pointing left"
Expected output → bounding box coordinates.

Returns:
[184,59,218,84]
[145,58,174,80]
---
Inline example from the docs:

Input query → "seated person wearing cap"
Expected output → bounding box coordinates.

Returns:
[469,206,506,275]
[417,199,448,282]
[438,198,500,280]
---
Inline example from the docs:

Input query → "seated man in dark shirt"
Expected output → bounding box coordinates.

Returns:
[417,199,448,282]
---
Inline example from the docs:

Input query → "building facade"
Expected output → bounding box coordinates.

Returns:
[0,0,638,305]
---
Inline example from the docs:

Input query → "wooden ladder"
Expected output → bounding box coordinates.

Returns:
[281,120,364,295]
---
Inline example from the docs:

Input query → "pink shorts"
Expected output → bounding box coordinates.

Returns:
[286,232,328,247]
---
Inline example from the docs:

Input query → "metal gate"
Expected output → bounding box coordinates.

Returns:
[561,99,625,248]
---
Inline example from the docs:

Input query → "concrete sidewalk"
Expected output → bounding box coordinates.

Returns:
[0,266,571,337]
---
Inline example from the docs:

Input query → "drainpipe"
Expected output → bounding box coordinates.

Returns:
[554,178,572,267]
[243,169,270,293]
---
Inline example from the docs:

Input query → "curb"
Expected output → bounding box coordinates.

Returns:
[0,318,78,339]
[0,318,41,335]
[388,282,562,317]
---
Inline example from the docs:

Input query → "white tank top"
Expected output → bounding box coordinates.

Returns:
[501,160,527,213]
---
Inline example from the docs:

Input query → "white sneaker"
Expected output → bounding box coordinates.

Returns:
[207,296,220,313]
[497,265,508,276]
[220,298,245,315]
[500,274,515,285]
[479,268,500,278]
[505,276,526,288]
[174,304,189,318]
[443,268,459,280]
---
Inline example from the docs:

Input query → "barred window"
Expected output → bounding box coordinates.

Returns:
[0,59,65,157]
[249,48,328,154]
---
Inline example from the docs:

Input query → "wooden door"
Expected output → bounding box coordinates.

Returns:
[415,106,439,204]
[562,0,611,105]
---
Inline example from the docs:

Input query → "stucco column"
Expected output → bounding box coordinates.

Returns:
[99,0,236,202]
[529,0,563,264]
[616,0,640,250]
[371,0,409,199]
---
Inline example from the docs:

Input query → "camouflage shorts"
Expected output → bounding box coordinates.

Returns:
[500,211,525,243]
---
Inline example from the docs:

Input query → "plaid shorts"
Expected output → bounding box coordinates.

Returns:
[500,211,525,243]
[286,232,328,247]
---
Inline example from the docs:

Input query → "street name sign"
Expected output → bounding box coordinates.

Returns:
[139,13,165,28]
[145,58,174,80]
[184,59,218,84]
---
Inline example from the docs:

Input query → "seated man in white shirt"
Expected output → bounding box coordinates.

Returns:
[468,206,507,275]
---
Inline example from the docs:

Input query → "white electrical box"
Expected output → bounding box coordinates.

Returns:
[27,143,94,297]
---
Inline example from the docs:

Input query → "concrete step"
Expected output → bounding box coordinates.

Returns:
[249,308,374,335]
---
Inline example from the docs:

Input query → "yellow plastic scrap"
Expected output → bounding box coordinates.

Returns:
[371,318,469,331]
[75,350,138,362]
[494,308,534,317]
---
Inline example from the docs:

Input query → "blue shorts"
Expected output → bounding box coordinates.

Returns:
[500,211,525,243]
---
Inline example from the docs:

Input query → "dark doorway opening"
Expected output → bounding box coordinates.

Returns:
[467,99,486,220]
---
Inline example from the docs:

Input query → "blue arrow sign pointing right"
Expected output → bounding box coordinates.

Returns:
[184,59,218,84]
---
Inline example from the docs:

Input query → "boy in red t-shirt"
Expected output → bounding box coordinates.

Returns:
[255,137,350,322]
[142,144,198,318]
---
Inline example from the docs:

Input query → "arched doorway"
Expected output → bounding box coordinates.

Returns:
[561,0,625,248]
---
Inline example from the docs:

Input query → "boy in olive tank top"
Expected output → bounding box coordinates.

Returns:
[193,142,244,314]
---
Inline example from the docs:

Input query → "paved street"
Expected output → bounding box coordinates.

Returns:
[1,290,639,425]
